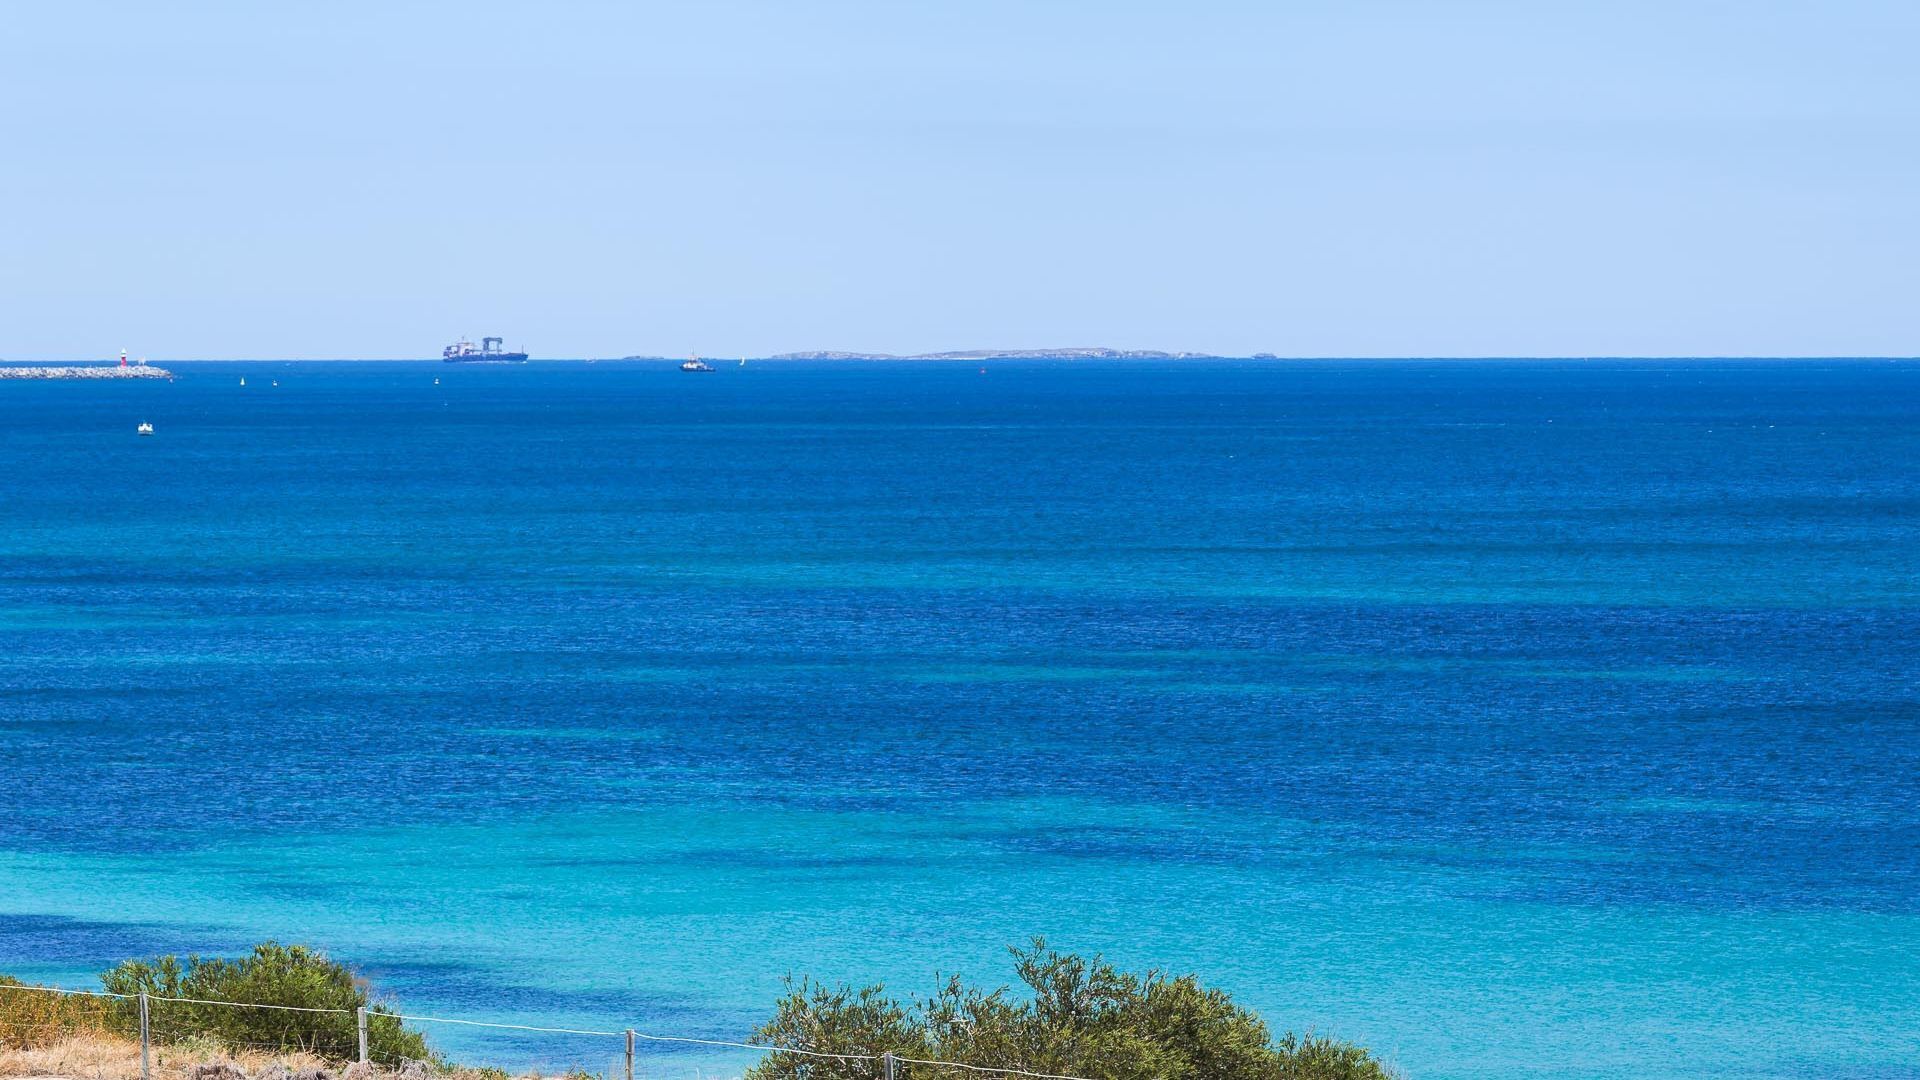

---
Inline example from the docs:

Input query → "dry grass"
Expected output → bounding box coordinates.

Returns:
[0,1033,595,1080]
[0,1031,331,1080]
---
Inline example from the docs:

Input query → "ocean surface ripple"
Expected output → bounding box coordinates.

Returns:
[1,359,1914,1080]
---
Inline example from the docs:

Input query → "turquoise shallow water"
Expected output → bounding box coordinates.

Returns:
[0,360,1915,1078]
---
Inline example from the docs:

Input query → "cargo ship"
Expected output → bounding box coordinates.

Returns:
[442,336,529,363]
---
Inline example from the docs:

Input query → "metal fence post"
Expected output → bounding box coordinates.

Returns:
[882,1051,897,1080]
[138,992,151,1080]
[358,1006,370,1064]
[624,1029,635,1080]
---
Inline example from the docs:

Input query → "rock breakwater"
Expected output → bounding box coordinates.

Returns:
[0,365,174,380]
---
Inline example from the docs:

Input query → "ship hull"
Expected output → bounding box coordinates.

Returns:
[443,353,529,363]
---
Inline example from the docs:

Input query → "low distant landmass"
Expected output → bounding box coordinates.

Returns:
[768,347,1259,360]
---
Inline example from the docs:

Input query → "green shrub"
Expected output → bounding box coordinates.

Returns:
[745,940,1395,1080]
[98,942,433,1064]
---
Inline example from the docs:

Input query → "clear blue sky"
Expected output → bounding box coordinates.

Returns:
[3,1,1915,359]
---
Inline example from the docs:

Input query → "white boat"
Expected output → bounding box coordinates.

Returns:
[136,422,154,436]
[239,377,245,386]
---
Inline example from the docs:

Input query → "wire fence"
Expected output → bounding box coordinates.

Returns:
[0,982,1096,1080]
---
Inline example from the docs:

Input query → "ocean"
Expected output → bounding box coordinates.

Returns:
[0,359,1914,1079]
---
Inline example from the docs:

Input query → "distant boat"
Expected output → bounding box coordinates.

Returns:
[136,422,154,436]
[444,336,529,363]
[239,377,245,386]
[681,357,715,372]
[433,377,440,385]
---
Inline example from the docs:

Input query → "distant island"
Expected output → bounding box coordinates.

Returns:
[769,347,1254,360]
[597,349,1293,363]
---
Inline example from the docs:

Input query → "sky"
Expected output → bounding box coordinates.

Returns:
[2,1,1916,360]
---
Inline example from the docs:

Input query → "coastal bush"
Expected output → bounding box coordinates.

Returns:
[98,942,433,1065]
[744,940,1394,1080]
[0,974,115,1047]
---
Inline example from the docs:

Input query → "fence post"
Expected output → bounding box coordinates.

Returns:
[625,1029,635,1080]
[138,992,151,1080]
[358,1006,370,1064]
[882,1051,896,1080]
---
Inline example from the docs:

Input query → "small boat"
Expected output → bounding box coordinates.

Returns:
[239,377,245,386]
[136,422,154,436]
[681,357,715,372]
[433,377,440,385]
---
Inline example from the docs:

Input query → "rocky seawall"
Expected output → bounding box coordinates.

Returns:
[0,365,174,380]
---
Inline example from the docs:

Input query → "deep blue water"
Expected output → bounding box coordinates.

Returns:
[0,359,1915,1079]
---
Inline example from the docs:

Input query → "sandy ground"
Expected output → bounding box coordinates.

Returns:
[0,1034,573,1080]
[0,1033,329,1080]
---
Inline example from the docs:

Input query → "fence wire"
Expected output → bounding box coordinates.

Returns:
[0,982,1098,1080]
